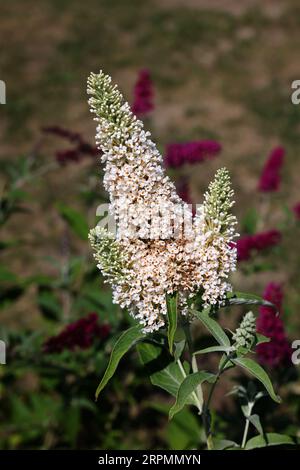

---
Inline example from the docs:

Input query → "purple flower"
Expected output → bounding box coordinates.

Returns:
[234,235,254,261]
[77,140,99,156]
[165,140,221,169]
[42,126,82,143]
[292,202,300,220]
[256,283,292,367]
[42,125,100,165]
[236,229,281,261]
[258,146,285,192]
[55,148,81,165]
[43,313,110,353]
[131,69,154,116]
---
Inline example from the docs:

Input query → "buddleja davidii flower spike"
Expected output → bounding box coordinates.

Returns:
[194,168,238,307]
[89,227,131,285]
[232,311,256,351]
[202,167,237,239]
[87,72,238,332]
[87,71,136,129]
[87,71,187,333]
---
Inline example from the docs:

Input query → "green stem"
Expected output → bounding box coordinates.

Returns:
[241,418,250,449]
[202,355,232,450]
[182,321,193,360]
[182,322,204,407]
[177,358,187,378]
[14,161,58,189]
[181,322,232,450]
[241,402,254,449]
[177,358,202,412]
[206,373,220,411]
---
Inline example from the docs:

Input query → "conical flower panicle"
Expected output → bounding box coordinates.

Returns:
[193,168,238,307]
[203,167,237,238]
[232,311,256,350]
[87,71,135,129]
[89,227,130,284]
[88,71,238,332]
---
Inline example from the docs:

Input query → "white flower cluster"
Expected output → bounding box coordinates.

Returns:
[88,71,237,333]
[232,311,256,349]
[193,168,238,307]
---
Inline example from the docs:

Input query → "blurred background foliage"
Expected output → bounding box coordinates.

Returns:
[0,0,300,449]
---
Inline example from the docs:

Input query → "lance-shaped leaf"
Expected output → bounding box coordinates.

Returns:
[232,357,281,403]
[192,308,231,347]
[255,333,270,346]
[226,292,277,311]
[166,292,178,355]
[169,371,215,419]
[137,342,196,405]
[245,433,294,450]
[95,325,144,400]
[174,339,186,361]
[248,414,264,436]
[212,439,239,450]
[194,345,232,355]
[219,353,235,371]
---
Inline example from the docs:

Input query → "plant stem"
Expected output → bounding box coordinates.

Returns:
[14,161,59,189]
[241,402,254,449]
[177,358,187,378]
[182,321,205,408]
[202,375,220,450]
[181,322,232,450]
[241,418,250,449]
[177,358,202,412]
[182,321,193,360]
[202,355,231,450]
[206,374,220,411]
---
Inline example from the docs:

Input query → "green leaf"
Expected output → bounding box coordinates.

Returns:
[194,345,232,355]
[245,433,294,450]
[169,371,215,419]
[95,325,144,400]
[227,291,261,301]
[0,267,19,283]
[236,345,254,357]
[212,439,239,450]
[192,308,231,347]
[0,239,20,250]
[0,286,24,309]
[147,402,202,450]
[9,188,28,203]
[137,342,195,404]
[233,357,281,403]
[27,274,56,288]
[57,203,89,240]
[37,288,61,321]
[255,333,270,345]
[241,208,258,235]
[227,292,277,311]
[167,408,202,450]
[248,414,264,435]
[218,353,235,371]
[166,292,178,355]
[174,339,186,361]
